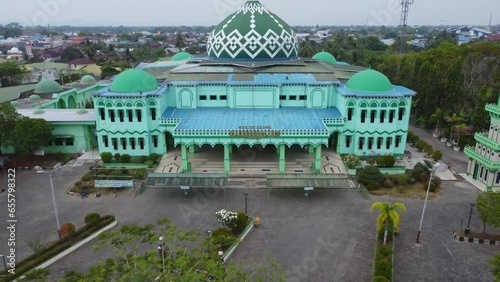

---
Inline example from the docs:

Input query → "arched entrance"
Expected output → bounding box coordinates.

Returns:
[164,131,178,151]
[328,132,339,152]
[67,95,77,109]
[58,99,66,109]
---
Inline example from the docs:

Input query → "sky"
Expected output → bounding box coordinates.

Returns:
[1,0,498,27]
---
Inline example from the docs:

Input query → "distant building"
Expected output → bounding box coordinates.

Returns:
[67,58,97,71]
[6,47,23,62]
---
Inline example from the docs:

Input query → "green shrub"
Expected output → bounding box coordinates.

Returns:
[414,162,427,171]
[81,172,92,181]
[232,211,249,234]
[110,170,124,176]
[211,227,236,248]
[144,160,154,168]
[432,176,442,187]
[416,140,427,151]
[373,275,390,282]
[432,150,443,162]
[358,166,383,187]
[367,158,376,165]
[84,213,101,226]
[383,155,396,167]
[132,168,147,180]
[113,153,121,161]
[391,174,409,185]
[120,154,131,163]
[424,144,434,155]
[131,156,147,163]
[367,183,379,191]
[421,171,430,183]
[377,244,393,259]
[427,182,437,192]
[375,156,386,166]
[423,160,432,169]
[100,152,112,163]
[412,167,425,181]
[60,223,76,238]
[374,258,392,280]
[383,179,394,189]
[121,168,129,175]
[149,153,160,162]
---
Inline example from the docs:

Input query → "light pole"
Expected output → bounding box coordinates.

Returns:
[34,163,62,239]
[465,203,476,235]
[158,236,165,272]
[244,193,249,215]
[416,162,445,244]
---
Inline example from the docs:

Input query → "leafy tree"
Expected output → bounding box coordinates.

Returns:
[358,166,383,188]
[0,103,21,153]
[489,252,500,281]
[371,202,406,245]
[476,192,500,233]
[432,150,443,162]
[11,117,53,156]
[174,32,186,49]
[61,47,84,63]
[59,218,285,281]
[357,36,387,51]
[0,62,25,86]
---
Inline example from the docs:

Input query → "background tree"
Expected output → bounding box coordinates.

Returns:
[0,103,21,153]
[371,202,406,245]
[11,117,52,156]
[61,47,85,63]
[174,32,186,49]
[59,218,285,282]
[476,192,500,233]
[0,62,25,86]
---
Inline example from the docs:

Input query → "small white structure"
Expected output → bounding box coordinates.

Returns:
[7,47,23,62]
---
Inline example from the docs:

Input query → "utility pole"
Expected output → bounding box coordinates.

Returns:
[400,0,415,53]
[489,13,493,31]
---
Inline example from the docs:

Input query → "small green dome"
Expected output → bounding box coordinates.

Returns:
[110,69,159,93]
[34,80,63,94]
[346,69,393,92]
[312,51,337,64]
[71,82,81,88]
[81,75,96,84]
[10,101,20,108]
[29,94,41,101]
[171,52,193,61]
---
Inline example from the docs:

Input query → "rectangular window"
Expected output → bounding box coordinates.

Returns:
[480,166,484,179]
[380,110,386,123]
[299,95,307,100]
[289,95,297,100]
[496,172,500,184]
[359,137,365,150]
[152,135,158,148]
[118,109,124,122]
[210,95,217,100]
[386,137,392,149]
[112,138,118,150]
[108,109,115,122]
[99,108,105,120]
[395,135,402,148]
[361,110,367,123]
[130,138,136,150]
[139,138,145,150]
[484,170,489,181]
[66,138,74,146]
[55,138,63,146]
[370,110,376,123]
[377,137,383,149]
[345,135,352,148]
[280,95,286,100]
[368,137,374,150]
[389,110,395,123]
[127,109,133,122]
[103,135,109,147]
[398,107,405,121]
[347,108,353,121]
[220,95,227,100]
[200,95,207,101]
[136,109,142,122]
[121,138,127,150]
[150,108,156,120]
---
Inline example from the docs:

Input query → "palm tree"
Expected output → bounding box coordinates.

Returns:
[371,202,406,245]
[175,32,186,49]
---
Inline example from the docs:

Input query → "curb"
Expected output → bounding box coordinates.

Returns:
[453,231,500,245]
[222,218,254,262]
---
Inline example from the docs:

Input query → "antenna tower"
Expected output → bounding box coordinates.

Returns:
[400,0,414,53]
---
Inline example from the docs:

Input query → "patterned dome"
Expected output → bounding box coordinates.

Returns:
[207,1,299,61]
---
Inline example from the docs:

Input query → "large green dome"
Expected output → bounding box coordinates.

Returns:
[312,51,337,64]
[171,52,193,61]
[207,1,299,60]
[34,80,63,94]
[346,69,393,92]
[110,69,159,93]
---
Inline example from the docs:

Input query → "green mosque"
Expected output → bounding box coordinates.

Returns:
[4,1,415,175]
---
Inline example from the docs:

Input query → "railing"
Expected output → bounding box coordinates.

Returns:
[486,104,500,117]
[464,146,500,170]
[173,129,330,137]
[322,118,345,125]
[160,118,180,125]
[474,132,500,151]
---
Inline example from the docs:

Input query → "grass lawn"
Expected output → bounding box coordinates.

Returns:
[369,182,440,200]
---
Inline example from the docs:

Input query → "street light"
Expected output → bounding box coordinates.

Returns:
[465,203,476,235]
[416,162,446,244]
[158,236,165,272]
[244,193,249,215]
[34,163,62,239]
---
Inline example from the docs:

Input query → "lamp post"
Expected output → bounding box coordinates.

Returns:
[34,163,62,239]
[416,162,444,244]
[158,236,165,272]
[465,203,476,235]
[244,193,249,215]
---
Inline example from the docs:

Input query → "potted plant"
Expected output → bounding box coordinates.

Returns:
[453,123,467,152]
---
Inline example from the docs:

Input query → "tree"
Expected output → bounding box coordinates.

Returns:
[81,39,96,60]
[476,192,500,233]
[0,103,21,153]
[0,62,25,86]
[174,32,186,49]
[59,218,285,282]
[11,117,53,156]
[61,47,85,63]
[371,202,406,245]
[429,107,443,134]
[490,252,500,281]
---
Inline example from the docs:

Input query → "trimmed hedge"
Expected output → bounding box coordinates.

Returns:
[373,221,395,281]
[0,215,115,282]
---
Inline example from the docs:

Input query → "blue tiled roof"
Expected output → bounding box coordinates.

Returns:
[337,84,415,97]
[162,107,342,130]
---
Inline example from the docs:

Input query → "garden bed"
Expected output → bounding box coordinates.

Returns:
[2,153,75,169]
[372,228,395,282]
[369,182,439,200]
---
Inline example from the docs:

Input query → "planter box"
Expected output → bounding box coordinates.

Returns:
[378,167,407,175]
[347,168,357,176]
[446,142,453,147]
[453,146,460,152]
[441,137,447,143]
[433,132,439,138]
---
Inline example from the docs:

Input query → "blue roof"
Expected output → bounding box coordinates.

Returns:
[337,84,415,97]
[92,86,167,97]
[162,107,342,131]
